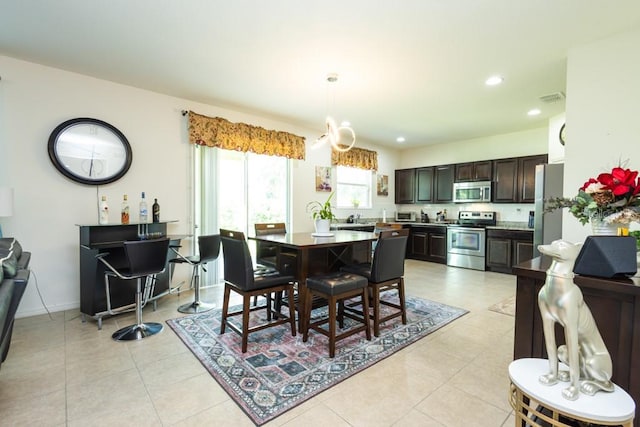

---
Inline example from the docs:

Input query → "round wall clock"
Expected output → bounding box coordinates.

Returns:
[48,118,132,185]
[559,123,566,146]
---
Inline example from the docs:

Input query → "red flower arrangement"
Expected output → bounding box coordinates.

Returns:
[545,165,640,225]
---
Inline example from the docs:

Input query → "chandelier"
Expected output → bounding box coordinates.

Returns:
[315,74,356,152]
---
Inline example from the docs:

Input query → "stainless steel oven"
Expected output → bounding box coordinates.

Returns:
[446,211,495,271]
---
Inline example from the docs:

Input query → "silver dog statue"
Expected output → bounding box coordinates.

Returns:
[537,239,614,400]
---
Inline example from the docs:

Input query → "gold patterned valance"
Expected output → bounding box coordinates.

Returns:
[331,145,378,171]
[187,111,306,160]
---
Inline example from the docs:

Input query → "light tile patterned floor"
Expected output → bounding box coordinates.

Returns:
[0,260,517,426]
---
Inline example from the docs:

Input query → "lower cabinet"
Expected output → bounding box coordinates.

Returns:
[408,225,447,263]
[486,229,533,274]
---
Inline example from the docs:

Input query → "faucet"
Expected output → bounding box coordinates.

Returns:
[356,213,361,224]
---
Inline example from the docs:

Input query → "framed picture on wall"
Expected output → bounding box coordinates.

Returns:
[377,174,388,196]
[315,166,332,192]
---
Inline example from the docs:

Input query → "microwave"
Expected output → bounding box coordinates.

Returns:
[453,181,492,203]
[395,211,417,222]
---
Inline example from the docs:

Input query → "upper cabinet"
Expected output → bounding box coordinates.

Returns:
[454,161,492,182]
[493,154,547,203]
[395,169,415,204]
[434,164,454,203]
[415,167,434,203]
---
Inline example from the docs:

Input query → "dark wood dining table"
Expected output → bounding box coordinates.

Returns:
[250,230,377,330]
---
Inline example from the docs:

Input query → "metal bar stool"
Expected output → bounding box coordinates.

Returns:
[170,234,220,314]
[96,238,170,341]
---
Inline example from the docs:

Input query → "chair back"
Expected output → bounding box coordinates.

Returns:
[124,238,171,276]
[198,234,221,263]
[220,229,255,289]
[370,229,409,282]
[254,222,286,236]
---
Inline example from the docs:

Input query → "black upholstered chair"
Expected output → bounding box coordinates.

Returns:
[96,238,170,341]
[169,234,220,314]
[303,271,371,358]
[341,228,409,337]
[219,229,296,353]
[254,222,286,269]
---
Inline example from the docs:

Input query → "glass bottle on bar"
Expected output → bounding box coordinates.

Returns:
[99,195,109,225]
[121,194,130,224]
[139,192,148,223]
[152,198,160,223]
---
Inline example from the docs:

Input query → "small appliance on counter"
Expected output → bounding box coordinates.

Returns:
[395,211,417,222]
[528,211,534,228]
[420,210,429,223]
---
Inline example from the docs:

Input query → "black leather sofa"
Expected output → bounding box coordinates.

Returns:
[0,238,31,369]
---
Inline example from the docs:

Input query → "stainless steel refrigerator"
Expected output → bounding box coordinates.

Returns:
[533,163,564,257]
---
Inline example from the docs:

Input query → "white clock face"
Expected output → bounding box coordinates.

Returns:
[48,118,132,185]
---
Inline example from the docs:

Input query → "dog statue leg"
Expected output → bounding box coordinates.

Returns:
[538,299,560,386]
[562,308,581,400]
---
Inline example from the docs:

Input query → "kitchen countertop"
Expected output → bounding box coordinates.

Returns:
[333,221,533,232]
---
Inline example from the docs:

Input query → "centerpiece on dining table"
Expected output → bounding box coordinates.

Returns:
[545,163,640,235]
[306,191,337,235]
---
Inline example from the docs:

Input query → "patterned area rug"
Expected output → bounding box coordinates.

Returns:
[166,295,468,425]
[488,295,516,316]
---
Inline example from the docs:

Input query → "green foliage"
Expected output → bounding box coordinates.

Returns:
[544,190,595,225]
[630,230,640,251]
[306,191,336,220]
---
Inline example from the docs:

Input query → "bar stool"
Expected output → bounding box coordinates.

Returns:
[509,358,635,427]
[170,234,220,314]
[303,271,371,358]
[96,238,170,341]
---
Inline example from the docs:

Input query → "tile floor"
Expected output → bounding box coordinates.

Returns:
[0,260,518,426]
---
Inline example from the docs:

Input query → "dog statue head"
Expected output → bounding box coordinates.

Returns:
[538,239,582,273]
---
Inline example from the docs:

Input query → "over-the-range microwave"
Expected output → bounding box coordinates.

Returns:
[395,211,417,222]
[453,181,492,203]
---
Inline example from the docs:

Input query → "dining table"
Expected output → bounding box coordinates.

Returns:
[250,230,378,331]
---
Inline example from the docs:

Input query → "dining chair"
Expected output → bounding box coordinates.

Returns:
[341,228,409,336]
[169,234,220,314]
[96,237,170,341]
[219,229,296,353]
[254,222,286,269]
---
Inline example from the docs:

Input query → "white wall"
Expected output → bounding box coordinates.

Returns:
[0,55,400,317]
[563,27,640,242]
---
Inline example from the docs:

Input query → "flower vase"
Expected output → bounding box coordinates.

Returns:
[590,217,619,236]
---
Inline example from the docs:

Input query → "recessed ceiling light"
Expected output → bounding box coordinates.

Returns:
[485,76,504,86]
[396,137,405,143]
[340,120,351,127]
[527,109,541,116]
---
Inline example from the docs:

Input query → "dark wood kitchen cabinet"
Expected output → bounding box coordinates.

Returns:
[415,167,434,203]
[486,229,533,274]
[434,164,454,203]
[408,225,447,263]
[455,161,492,182]
[395,168,415,204]
[493,154,547,203]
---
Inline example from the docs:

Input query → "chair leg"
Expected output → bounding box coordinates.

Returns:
[302,288,314,341]
[361,287,371,341]
[286,285,297,336]
[372,284,381,337]
[112,276,164,341]
[328,295,337,358]
[220,284,231,334]
[398,278,407,325]
[241,294,251,353]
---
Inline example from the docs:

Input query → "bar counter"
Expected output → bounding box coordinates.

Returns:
[513,256,640,426]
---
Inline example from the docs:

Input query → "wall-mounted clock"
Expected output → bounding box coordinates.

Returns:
[48,117,132,185]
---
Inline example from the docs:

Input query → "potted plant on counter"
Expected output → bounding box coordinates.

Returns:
[306,191,336,234]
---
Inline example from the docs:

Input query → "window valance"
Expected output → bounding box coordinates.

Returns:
[331,145,378,171]
[187,111,306,160]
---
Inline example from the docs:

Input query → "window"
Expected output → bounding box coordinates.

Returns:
[336,166,372,208]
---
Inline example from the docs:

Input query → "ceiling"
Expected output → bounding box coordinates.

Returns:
[2,1,640,148]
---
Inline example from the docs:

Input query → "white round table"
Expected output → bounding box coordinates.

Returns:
[508,358,635,427]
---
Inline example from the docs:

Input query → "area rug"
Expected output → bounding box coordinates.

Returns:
[488,295,516,316]
[166,295,467,425]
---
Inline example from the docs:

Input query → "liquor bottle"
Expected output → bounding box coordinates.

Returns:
[121,194,130,224]
[99,195,109,225]
[152,198,160,223]
[139,192,148,223]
